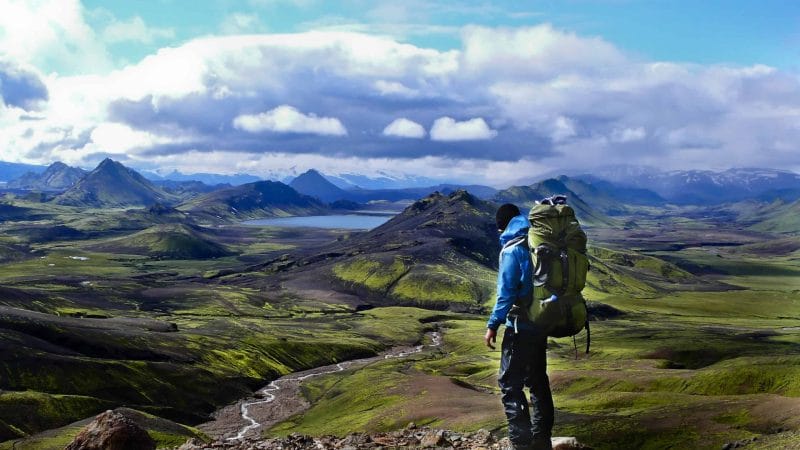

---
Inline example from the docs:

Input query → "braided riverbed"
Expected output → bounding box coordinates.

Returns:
[200,330,443,441]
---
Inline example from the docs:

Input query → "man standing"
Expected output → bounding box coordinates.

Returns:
[485,203,554,450]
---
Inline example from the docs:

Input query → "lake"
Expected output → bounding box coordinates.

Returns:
[242,213,396,230]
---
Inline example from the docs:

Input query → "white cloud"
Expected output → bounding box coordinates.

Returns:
[373,80,419,97]
[102,16,175,44]
[1,22,799,177]
[550,116,576,142]
[0,0,111,74]
[233,105,347,136]
[461,24,625,78]
[430,117,497,141]
[383,118,426,138]
[611,126,646,143]
[145,150,550,188]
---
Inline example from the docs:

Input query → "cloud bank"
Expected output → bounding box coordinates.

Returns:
[233,106,348,136]
[1,0,799,186]
[383,118,426,138]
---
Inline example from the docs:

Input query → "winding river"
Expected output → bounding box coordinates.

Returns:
[200,330,443,441]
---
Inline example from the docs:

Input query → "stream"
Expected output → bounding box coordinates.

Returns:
[199,330,443,441]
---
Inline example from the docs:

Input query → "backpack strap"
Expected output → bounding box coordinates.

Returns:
[502,235,527,252]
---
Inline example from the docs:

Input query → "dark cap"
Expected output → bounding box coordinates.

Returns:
[495,203,520,231]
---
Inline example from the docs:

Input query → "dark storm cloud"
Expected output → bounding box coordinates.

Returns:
[0,61,48,110]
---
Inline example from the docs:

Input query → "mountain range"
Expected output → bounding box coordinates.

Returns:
[578,166,800,204]
[289,169,499,203]
[179,180,327,219]
[7,162,86,191]
[54,159,175,208]
[2,159,800,215]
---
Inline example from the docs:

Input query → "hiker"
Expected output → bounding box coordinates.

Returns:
[485,203,554,450]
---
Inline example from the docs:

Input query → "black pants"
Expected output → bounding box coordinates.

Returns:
[499,327,554,449]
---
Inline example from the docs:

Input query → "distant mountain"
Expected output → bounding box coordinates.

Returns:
[0,161,46,182]
[565,177,665,206]
[344,184,498,203]
[179,180,327,219]
[289,169,350,203]
[582,166,800,204]
[7,162,86,191]
[144,170,261,186]
[494,178,617,227]
[54,159,174,207]
[151,179,228,202]
[289,168,498,203]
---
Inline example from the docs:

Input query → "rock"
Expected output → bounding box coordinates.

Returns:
[420,430,446,447]
[65,410,156,450]
[552,436,592,450]
[178,438,204,450]
[472,428,493,445]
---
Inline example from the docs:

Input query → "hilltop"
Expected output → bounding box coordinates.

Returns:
[7,162,86,191]
[89,224,233,260]
[289,169,350,203]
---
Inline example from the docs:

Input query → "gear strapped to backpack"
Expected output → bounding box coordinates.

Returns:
[511,195,590,353]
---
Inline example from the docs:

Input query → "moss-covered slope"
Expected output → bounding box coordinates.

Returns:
[89,224,232,259]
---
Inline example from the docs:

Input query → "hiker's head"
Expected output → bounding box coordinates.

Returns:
[495,203,520,232]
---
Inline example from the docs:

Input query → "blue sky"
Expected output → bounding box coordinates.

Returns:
[77,0,800,71]
[1,0,799,185]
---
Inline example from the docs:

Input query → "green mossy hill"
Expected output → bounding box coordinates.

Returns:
[1,407,208,450]
[307,191,497,309]
[3,224,88,243]
[89,224,232,259]
[178,180,328,220]
[726,237,800,257]
[355,190,499,266]
[494,178,618,227]
[749,198,800,233]
[585,246,722,299]
[0,391,112,441]
[332,256,493,310]
[54,159,175,208]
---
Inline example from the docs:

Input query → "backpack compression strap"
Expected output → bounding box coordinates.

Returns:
[502,235,527,252]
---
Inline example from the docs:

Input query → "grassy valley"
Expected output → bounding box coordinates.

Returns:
[0,174,798,449]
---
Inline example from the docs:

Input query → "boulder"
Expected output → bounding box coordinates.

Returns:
[65,410,156,450]
[552,436,592,449]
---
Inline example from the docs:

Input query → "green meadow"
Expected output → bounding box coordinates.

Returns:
[0,196,798,449]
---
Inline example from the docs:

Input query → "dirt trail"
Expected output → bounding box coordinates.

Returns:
[200,330,443,441]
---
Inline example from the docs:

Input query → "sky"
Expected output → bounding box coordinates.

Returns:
[0,0,799,186]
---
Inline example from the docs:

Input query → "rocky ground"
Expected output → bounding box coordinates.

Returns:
[63,411,591,450]
[180,424,590,449]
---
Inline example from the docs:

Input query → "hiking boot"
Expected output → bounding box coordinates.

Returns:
[530,437,553,450]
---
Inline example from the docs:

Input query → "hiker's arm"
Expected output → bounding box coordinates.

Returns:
[486,249,522,332]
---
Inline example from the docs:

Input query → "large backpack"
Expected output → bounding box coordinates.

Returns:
[518,195,590,351]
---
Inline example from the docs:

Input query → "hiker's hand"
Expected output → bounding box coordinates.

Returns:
[484,328,497,350]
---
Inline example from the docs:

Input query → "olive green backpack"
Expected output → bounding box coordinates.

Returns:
[521,195,590,352]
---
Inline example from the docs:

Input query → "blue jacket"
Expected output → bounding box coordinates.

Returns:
[487,214,534,331]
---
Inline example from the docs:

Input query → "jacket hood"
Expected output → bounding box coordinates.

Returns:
[499,214,529,246]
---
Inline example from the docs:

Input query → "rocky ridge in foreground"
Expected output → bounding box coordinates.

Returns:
[177,425,591,450]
